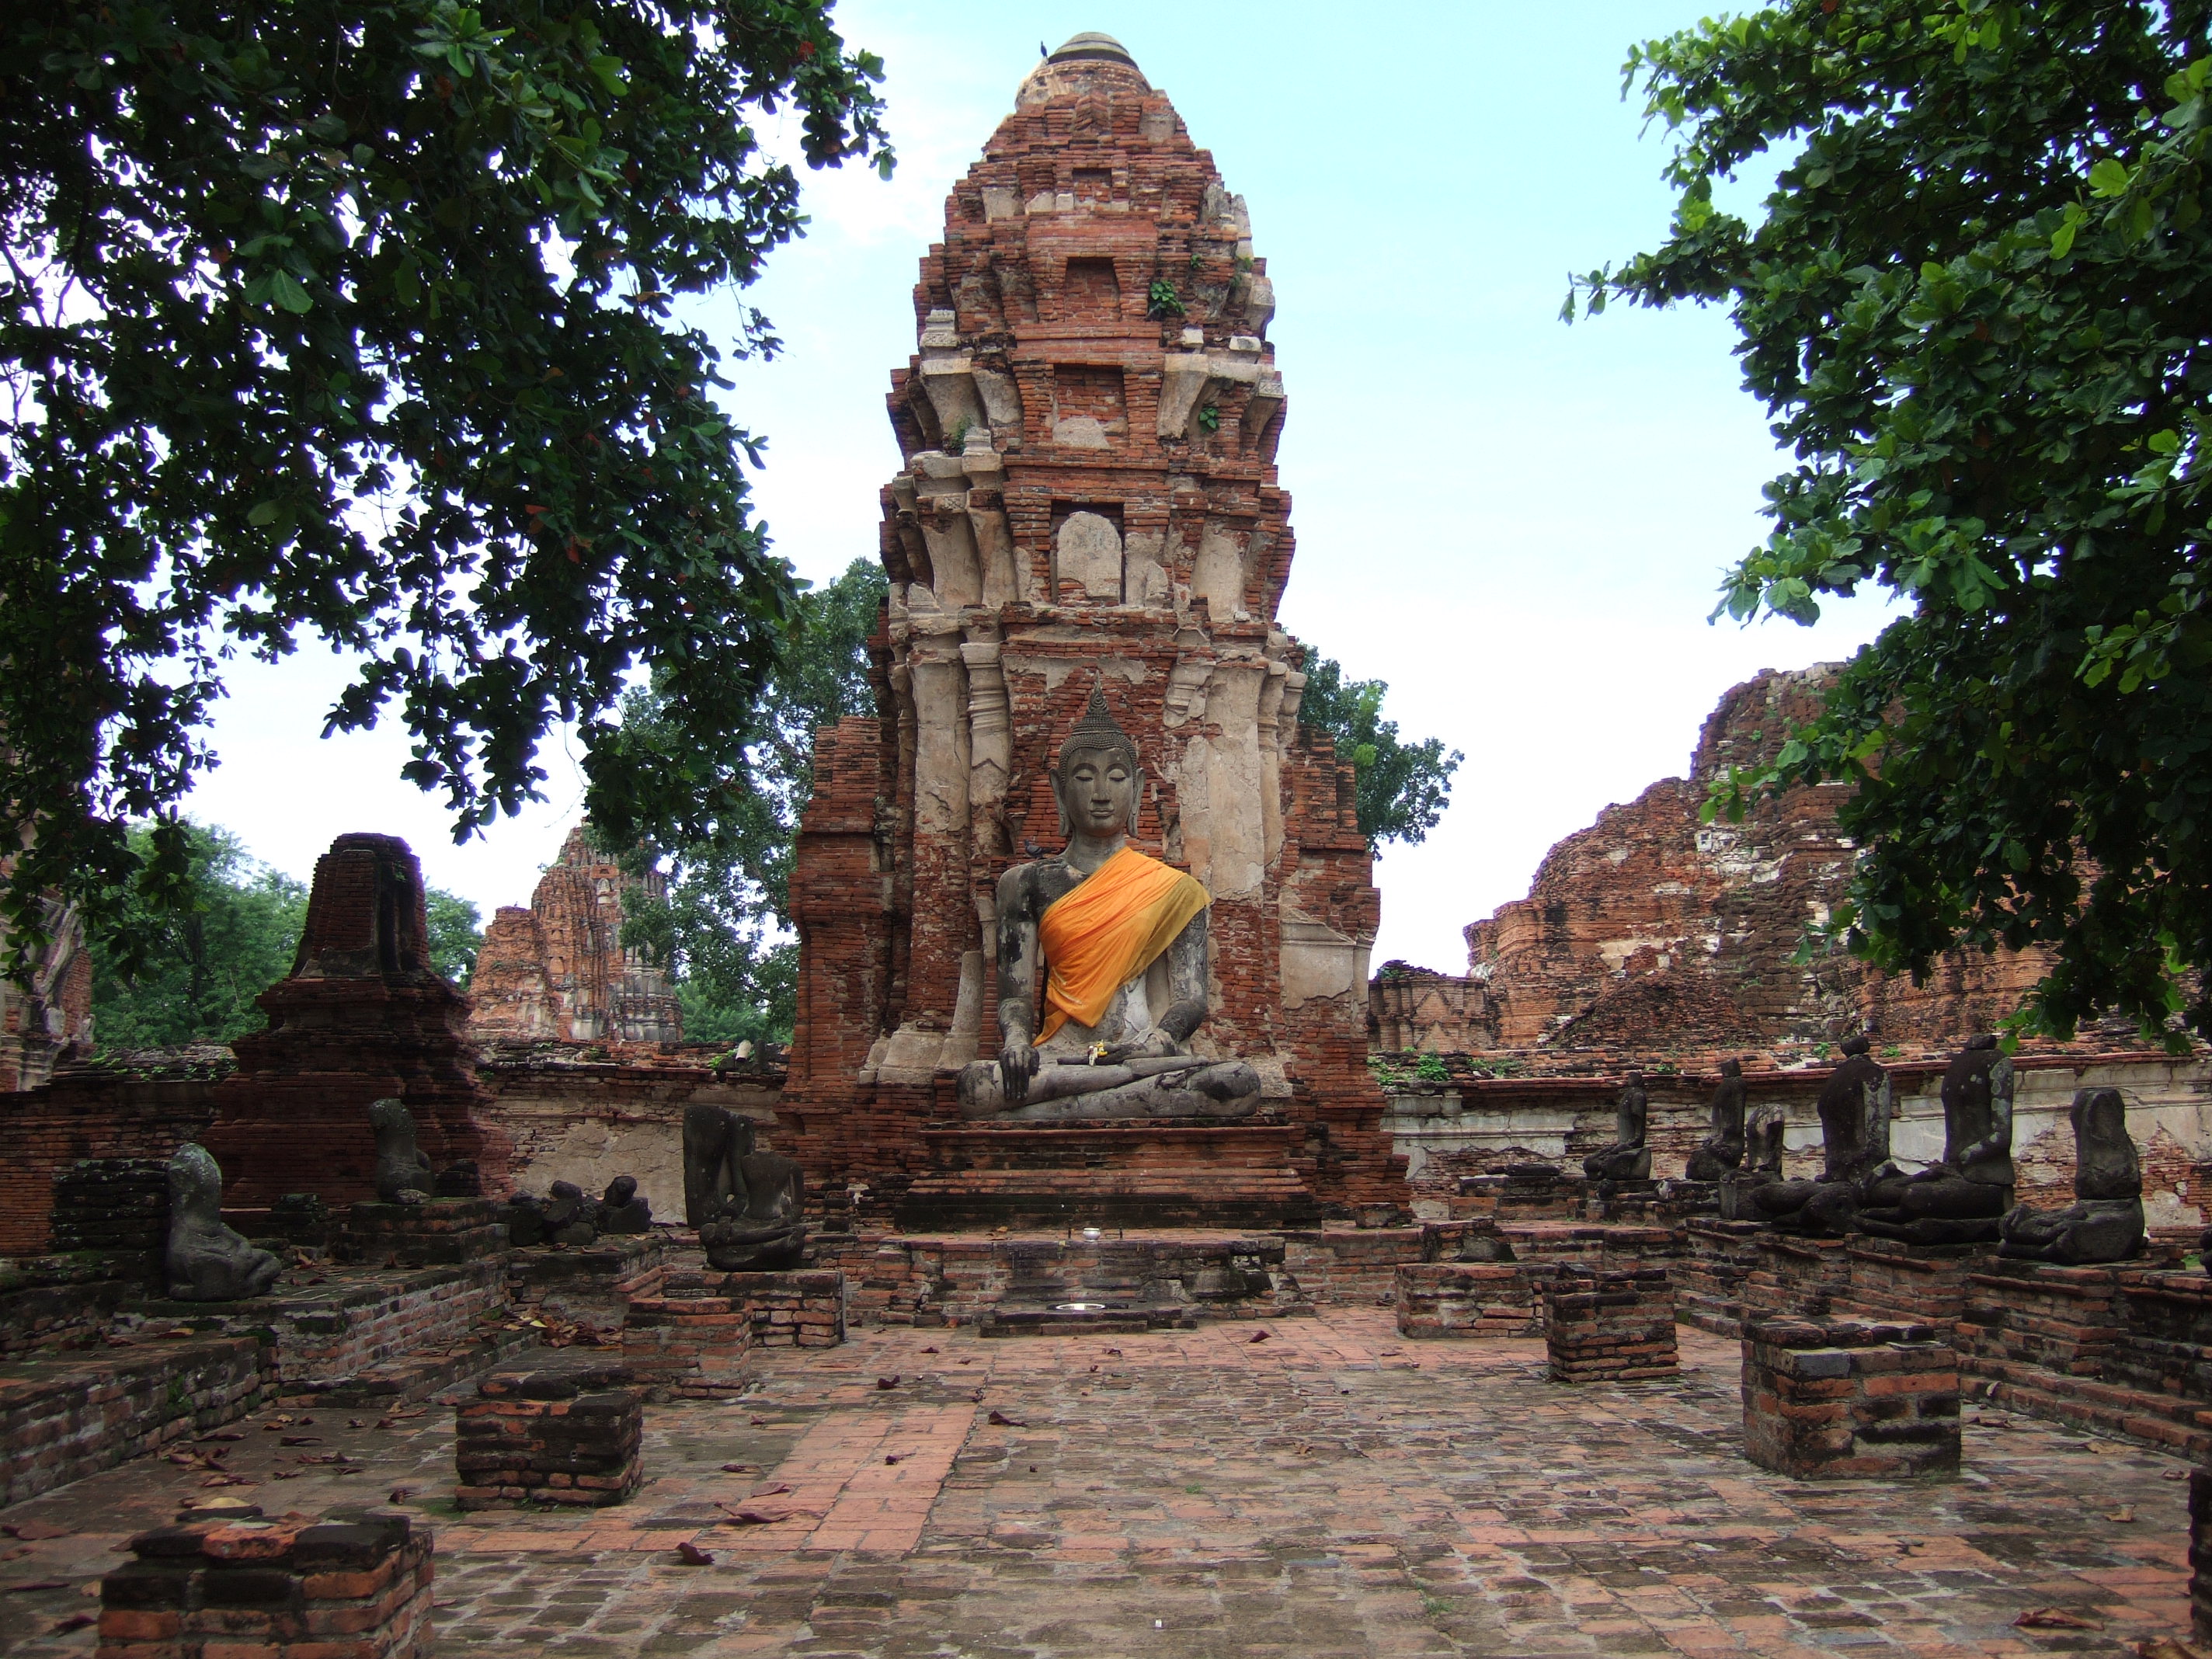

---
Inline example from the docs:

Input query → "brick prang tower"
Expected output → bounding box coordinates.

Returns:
[781,33,1404,1225]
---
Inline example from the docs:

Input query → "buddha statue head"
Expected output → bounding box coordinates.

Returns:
[1052,687,1142,840]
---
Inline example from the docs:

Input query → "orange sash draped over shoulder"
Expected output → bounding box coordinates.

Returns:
[1035,846,1209,1045]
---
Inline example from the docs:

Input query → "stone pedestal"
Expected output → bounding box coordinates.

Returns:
[454,1362,643,1509]
[1543,1267,1678,1382]
[1958,1259,2129,1377]
[1675,1219,1767,1337]
[507,1234,666,1335]
[619,1292,753,1399]
[896,1120,1319,1230]
[337,1199,506,1268]
[1834,1235,1991,1326]
[1395,1264,1539,1338]
[1741,1316,1960,1479]
[97,1509,432,1658]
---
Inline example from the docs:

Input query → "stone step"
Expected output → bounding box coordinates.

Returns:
[1963,1351,2212,1459]
[977,1302,1195,1337]
[291,1322,543,1407]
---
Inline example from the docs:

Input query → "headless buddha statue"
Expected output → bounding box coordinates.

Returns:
[958,690,1261,1123]
[1858,1035,2015,1243]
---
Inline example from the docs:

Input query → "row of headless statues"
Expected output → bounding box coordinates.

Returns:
[1575,1035,2145,1264]
[162,1096,811,1302]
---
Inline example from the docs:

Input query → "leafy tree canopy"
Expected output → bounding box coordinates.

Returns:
[610,556,886,1040]
[2,0,890,983]
[1296,653,1462,848]
[1570,0,2212,1044]
[92,820,482,1046]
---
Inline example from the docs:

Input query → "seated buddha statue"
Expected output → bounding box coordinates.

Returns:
[957,690,1261,1123]
[1858,1035,2015,1243]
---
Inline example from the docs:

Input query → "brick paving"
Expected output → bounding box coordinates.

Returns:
[0,1312,2192,1656]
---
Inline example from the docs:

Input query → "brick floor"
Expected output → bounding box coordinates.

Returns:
[0,1312,2192,1656]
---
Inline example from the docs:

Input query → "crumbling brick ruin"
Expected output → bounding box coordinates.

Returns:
[780,33,1400,1223]
[0,896,92,1090]
[197,833,511,1208]
[1375,666,2050,1059]
[469,825,681,1044]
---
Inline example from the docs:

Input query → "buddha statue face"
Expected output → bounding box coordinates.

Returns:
[1052,688,1142,841]
[1058,743,1137,840]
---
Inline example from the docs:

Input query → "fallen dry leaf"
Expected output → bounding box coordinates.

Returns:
[348,1419,369,1430]
[5,1579,70,1593]
[1104,1348,1122,1356]
[2106,1507,2137,1523]
[388,1489,412,1504]
[885,1454,903,1466]
[718,1508,793,1527]
[279,1437,323,1446]
[987,1410,1026,1428]
[198,1474,256,1488]
[1248,1330,1271,1344]
[50,1612,95,1633]
[197,1431,245,1443]
[3,1523,71,1542]
[2015,1608,2103,1631]
[2137,1638,2212,1659]
[920,1346,939,1354]
[750,1483,792,1498]
[675,1540,714,1565]
[748,1417,768,1427]
[718,1463,756,1475]
[875,1376,900,1389]
[0,1549,27,1563]
[271,1470,302,1480]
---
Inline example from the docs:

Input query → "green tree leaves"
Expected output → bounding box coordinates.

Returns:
[1584,0,2212,1044]
[0,0,891,986]
[606,558,889,1040]
[1295,654,1462,849]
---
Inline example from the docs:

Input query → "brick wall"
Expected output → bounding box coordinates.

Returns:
[1543,1267,1678,1382]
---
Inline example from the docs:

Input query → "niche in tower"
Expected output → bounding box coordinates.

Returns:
[1059,257,1123,324]
[1051,500,1125,602]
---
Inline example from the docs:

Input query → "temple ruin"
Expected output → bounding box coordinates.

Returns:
[468,826,682,1044]
[779,31,1399,1226]
[5,31,2212,1657]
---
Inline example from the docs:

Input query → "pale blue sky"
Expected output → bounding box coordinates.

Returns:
[187,2,1894,972]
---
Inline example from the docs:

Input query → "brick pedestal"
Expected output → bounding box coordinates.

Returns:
[1834,1236,1989,1327]
[621,1289,753,1399]
[1744,1233,1852,1320]
[98,1508,431,1657]
[454,1362,642,1509]
[1741,1316,1960,1480]
[1676,1220,1767,1337]
[1396,1264,1539,1338]
[1542,1267,1678,1382]
[338,1199,506,1268]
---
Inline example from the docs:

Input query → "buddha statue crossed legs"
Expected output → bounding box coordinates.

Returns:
[958,690,1261,1122]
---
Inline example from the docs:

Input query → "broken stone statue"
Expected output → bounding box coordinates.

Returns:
[1583,1072,1653,1182]
[368,1097,435,1203]
[1718,1109,1787,1221]
[596,1174,652,1235]
[684,1101,807,1270]
[1752,1036,1898,1235]
[165,1142,282,1301]
[1999,1087,2146,1264]
[1859,1035,2015,1244]
[1685,1059,1748,1182]
[958,689,1261,1122]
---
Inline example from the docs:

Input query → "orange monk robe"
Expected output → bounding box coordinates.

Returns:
[1035,846,1210,1045]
